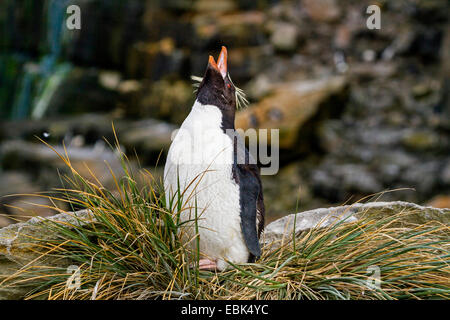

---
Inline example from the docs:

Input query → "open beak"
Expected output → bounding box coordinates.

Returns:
[217,46,227,78]
[207,46,228,79]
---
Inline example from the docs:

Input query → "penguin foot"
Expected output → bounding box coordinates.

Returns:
[198,259,217,271]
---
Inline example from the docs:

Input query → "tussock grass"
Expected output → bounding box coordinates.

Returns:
[1,134,449,300]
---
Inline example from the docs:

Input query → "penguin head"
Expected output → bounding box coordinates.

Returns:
[196,46,237,113]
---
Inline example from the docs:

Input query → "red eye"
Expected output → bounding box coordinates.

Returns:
[227,84,231,88]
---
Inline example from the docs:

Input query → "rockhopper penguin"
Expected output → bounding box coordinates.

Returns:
[164,46,265,271]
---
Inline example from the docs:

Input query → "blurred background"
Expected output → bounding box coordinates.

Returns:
[0,0,449,227]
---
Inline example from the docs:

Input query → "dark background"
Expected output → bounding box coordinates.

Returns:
[0,0,449,227]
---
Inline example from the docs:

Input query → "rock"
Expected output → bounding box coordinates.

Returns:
[139,80,193,124]
[0,171,38,197]
[374,151,417,183]
[303,0,341,23]
[402,160,441,195]
[270,22,298,52]
[98,71,122,91]
[334,25,352,50]
[194,0,236,13]
[408,28,443,63]
[349,83,396,112]
[412,83,433,99]
[0,210,93,300]
[427,195,450,209]
[2,196,57,223]
[44,67,120,116]
[317,120,346,153]
[264,201,450,245]
[118,80,142,94]
[236,75,347,149]
[262,163,312,223]
[401,130,440,151]
[193,11,266,48]
[349,62,398,79]
[0,140,125,193]
[0,215,12,228]
[0,171,49,227]
[311,163,382,201]
[0,114,175,154]
[126,38,185,80]
[245,74,273,100]
[442,162,450,185]
[1,202,448,299]
[120,119,177,156]
[381,29,415,61]
[1,0,450,226]
[0,140,127,225]
[0,114,118,144]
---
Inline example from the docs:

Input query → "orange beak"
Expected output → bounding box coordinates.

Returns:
[217,46,227,78]
[208,55,218,69]
[207,46,228,79]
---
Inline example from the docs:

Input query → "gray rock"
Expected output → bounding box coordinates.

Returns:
[270,22,299,52]
[402,160,441,195]
[0,114,175,151]
[303,0,341,23]
[121,119,177,153]
[311,162,382,200]
[264,201,450,246]
[0,215,12,228]
[401,130,441,151]
[0,210,93,300]
[442,161,450,185]
[0,140,124,185]
[235,75,348,149]
[1,201,448,299]
[0,171,38,197]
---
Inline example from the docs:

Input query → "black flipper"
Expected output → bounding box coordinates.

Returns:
[235,163,261,257]
[230,133,265,261]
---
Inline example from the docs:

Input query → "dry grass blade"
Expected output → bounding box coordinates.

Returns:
[1,135,449,300]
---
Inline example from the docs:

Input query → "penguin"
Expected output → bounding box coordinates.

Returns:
[164,46,265,271]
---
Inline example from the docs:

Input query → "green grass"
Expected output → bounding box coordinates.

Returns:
[1,132,449,300]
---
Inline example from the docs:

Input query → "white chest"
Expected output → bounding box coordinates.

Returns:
[167,102,233,167]
[163,101,248,269]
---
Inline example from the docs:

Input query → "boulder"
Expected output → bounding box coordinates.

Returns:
[428,195,450,209]
[303,0,341,23]
[194,0,237,13]
[235,75,347,149]
[264,201,450,245]
[0,114,175,153]
[270,22,299,52]
[0,201,448,299]
[120,119,177,155]
[138,79,193,124]
[0,216,12,229]
[192,11,266,48]
[126,38,185,80]
[401,130,441,151]
[0,210,93,300]
[0,171,38,197]
[0,140,125,203]
[2,196,57,223]
[262,163,311,223]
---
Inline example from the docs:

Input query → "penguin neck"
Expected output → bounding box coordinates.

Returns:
[220,106,235,132]
[193,99,235,133]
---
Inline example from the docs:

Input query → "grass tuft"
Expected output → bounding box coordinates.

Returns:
[1,134,449,300]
